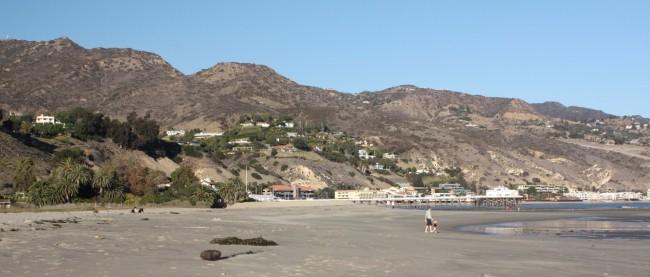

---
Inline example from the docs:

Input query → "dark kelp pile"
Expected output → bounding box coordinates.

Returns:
[210,236,278,246]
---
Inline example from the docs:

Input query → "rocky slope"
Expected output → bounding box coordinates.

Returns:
[1,37,649,191]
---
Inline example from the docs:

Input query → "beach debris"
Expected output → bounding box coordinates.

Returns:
[200,249,261,261]
[200,250,222,261]
[9,228,20,232]
[210,236,278,246]
[141,218,149,221]
[170,211,180,215]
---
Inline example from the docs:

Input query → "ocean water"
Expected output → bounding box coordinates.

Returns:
[460,217,650,240]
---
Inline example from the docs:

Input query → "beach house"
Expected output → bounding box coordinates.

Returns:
[486,186,520,197]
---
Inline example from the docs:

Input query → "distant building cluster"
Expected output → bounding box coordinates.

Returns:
[563,190,644,201]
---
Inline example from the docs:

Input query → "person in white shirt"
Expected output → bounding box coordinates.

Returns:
[425,208,434,233]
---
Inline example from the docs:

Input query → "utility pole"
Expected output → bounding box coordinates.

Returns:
[245,165,248,194]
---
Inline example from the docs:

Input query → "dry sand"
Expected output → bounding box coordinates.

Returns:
[1,202,649,277]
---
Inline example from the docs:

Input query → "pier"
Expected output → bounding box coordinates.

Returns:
[354,195,523,210]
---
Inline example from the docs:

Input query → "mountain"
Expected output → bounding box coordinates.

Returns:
[1,37,649,191]
[531,102,615,122]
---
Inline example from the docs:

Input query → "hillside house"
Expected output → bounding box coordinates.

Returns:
[382,153,397,160]
[358,149,375,160]
[35,114,62,124]
[432,183,467,195]
[240,122,255,127]
[281,121,295,128]
[256,122,270,128]
[228,138,251,145]
[194,132,223,139]
[370,163,385,170]
[166,130,186,137]
[286,132,298,138]
[273,143,297,152]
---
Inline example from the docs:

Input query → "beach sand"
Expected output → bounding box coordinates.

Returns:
[1,202,649,276]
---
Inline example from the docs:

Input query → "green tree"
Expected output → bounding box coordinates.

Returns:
[191,185,217,207]
[293,137,310,151]
[13,158,36,192]
[29,180,64,207]
[52,158,92,203]
[314,187,335,199]
[170,165,198,198]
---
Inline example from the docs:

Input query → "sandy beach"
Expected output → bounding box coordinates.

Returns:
[1,202,649,277]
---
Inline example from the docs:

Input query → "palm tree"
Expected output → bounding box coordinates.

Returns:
[53,158,92,203]
[191,185,216,206]
[93,167,125,203]
[93,167,114,200]
[216,178,247,205]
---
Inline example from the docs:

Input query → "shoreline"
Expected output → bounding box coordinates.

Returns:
[1,205,649,276]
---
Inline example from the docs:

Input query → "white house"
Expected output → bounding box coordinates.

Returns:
[194,132,223,139]
[382,153,397,160]
[240,122,255,128]
[166,130,186,137]
[35,114,62,124]
[282,121,295,128]
[486,186,520,197]
[358,149,375,160]
[563,191,601,201]
[228,138,251,145]
[517,184,563,194]
[286,132,298,138]
[371,163,385,170]
[256,122,270,128]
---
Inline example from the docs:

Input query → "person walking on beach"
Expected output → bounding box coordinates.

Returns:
[425,208,434,233]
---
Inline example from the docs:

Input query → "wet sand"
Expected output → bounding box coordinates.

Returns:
[1,203,649,276]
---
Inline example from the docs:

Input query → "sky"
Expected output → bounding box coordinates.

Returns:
[2,0,649,116]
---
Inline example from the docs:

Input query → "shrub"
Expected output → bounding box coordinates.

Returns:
[54,147,85,162]
[183,145,203,158]
[280,164,289,171]
[251,173,262,180]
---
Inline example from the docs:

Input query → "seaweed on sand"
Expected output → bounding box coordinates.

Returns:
[209,236,278,246]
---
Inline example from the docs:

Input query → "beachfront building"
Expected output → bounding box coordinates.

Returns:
[267,184,315,200]
[486,186,520,197]
[335,188,388,200]
[563,191,601,201]
[517,184,564,194]
[599,192,643,201]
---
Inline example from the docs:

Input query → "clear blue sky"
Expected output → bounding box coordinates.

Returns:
[2,0,649,116]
